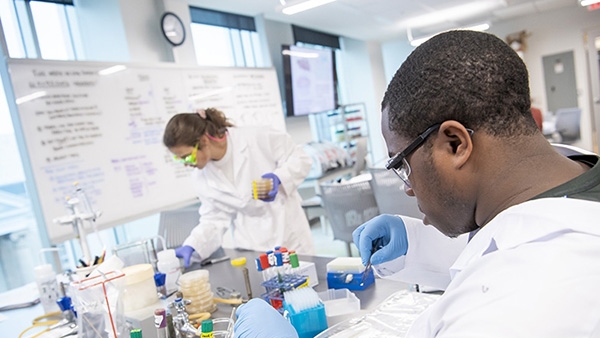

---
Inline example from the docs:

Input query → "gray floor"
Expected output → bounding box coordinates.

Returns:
[308,214,359,258]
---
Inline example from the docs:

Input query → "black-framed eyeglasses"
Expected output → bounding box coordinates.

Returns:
[386,123,474,188]
[385,123,442,188]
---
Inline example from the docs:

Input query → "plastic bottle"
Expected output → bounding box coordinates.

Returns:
[34,264,61,313]
[157,249,182,295]
[200,319,214,338]
[130,328,143,338]
[154,272,167,299]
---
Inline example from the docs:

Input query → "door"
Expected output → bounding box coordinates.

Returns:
[542,51,578,114]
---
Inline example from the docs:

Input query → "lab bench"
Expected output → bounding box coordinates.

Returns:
[192,248,410,328]
[0,247,410,337]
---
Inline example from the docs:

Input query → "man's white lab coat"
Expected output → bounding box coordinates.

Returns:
[183,127,315,260]
[380,198,600,337]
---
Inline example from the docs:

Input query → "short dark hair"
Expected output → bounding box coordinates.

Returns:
[382,30,538,139]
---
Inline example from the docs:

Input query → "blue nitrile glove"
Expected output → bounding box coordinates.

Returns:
[234,298,298,338]
[260,173,281,202]
[175,245,195,268]
[352,214,409,266]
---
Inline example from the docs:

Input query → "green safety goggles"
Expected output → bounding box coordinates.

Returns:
[173,143,198,165]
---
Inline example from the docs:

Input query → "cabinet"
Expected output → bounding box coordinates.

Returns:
[309,102,370,166]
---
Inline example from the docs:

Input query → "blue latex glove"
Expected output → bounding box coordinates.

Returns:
[352,214,409,266]
[234,298,298,338]
[175,245,195,268]
[260,173,281,202]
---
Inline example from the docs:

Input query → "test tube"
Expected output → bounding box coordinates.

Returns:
[275,252,284,276]
[267,250,275,267]
[289,251,300,275]
[280,248,291,274]
[259,253,271,280]
[154,308,167,338]
[252,178,273,200]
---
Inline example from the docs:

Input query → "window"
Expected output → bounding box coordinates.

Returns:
[189,6,263,67]
[1,0,173,294]
[0,0,84,293]
[29,1,82,60]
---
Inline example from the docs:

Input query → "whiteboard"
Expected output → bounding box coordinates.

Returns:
[2,58,286,244]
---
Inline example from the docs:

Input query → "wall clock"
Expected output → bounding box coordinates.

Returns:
[161,12,186,46]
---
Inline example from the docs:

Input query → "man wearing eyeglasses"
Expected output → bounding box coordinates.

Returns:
[233,30,600,337]
[353,30,600,336]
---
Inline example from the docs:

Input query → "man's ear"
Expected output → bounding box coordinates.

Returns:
[434,120,473,169]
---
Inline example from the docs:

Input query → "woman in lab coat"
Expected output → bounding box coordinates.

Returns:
[163,108,315,267]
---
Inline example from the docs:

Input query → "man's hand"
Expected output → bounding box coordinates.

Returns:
[353,214,409,266]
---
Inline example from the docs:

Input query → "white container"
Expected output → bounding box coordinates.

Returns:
[326,257,365,274]
[297,261,319,287]
[318,288,360,317]
[156,249,181,295]
[122,264,157,313]
[34,264,61,314]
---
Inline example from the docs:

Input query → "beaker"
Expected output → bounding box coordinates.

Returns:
[71,270,126,338]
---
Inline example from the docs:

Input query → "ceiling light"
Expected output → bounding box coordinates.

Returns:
[16,91,46,105]
[188,87,233,101]
[98,65,126,76]
[401,0,504,28]
[282,49,319,58]
[580,0,600,6]
[408,23,490,47]
[282,0,337,15]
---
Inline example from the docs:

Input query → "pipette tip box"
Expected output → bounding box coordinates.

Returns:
[326,257,374,290]
[283,301,327,338]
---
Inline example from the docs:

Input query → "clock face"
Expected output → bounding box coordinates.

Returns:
[161,12,186,46]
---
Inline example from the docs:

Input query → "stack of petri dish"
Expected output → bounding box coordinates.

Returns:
[178,269,217,314]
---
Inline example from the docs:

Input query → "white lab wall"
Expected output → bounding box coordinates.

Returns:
[75,0,196,64]
[488,6,600,152]
[380,39,415,84]
[118,0,170,63]
[29,1,600,180]
[73,3,391,160]
[379,5,600,152]
[253,14,274,68]
[258,18,316,144]
[159,0,198,65]
[337,37,388,165]
[74,0,130,61]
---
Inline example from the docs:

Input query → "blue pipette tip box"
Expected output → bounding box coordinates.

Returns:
[326,270,375,290]
[283,301,327,338]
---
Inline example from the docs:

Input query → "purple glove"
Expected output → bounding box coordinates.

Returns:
[175,245,195,268]
[260,173,281,202]
[234,298,298,338]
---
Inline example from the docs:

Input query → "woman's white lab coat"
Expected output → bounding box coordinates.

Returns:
[182,126,315,260]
